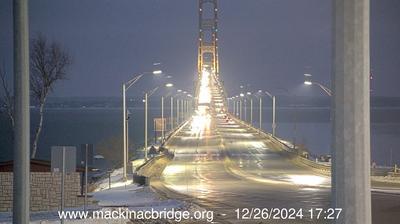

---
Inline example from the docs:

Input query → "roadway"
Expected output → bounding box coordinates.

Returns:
[161,114,331,223]
[156,79,400,223]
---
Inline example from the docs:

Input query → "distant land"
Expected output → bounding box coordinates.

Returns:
[26,96,400,109]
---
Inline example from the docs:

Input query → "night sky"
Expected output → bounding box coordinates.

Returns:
[0,0,399,97]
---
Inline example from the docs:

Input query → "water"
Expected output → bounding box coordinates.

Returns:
[0,105,173,166]
[252,107,400,166]
[1,104,400,167]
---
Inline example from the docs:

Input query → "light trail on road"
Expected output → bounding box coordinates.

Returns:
[156,71,400,223]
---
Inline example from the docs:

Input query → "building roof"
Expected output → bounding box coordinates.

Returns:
[0,159,88,172]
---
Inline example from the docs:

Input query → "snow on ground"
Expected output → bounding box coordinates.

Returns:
[0,167,190,224]
[372,175,400,184]
[93,181,184,209]
[93,167,133,192]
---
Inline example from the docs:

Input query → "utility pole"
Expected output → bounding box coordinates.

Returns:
[332,0,371,223]
[13,0,30,223]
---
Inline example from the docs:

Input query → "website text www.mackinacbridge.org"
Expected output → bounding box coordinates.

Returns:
[58,207,214,223]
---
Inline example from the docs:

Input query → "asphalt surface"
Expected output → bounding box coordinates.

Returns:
[157,82,400,223]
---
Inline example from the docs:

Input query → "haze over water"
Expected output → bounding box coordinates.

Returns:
[1,96,399,167]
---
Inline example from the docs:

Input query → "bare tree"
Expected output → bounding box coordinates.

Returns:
[30,35,71,158]
[0,65,14,128]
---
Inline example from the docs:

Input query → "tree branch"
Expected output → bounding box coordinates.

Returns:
[0,65,14,128]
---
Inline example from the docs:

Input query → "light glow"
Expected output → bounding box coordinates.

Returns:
[152,70,162,75]
[198,70,212,104]
[304,81,312,85]
[190,69,213,137]
[288,175,326,186]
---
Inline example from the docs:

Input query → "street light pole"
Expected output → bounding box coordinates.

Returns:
[250,98,253,125]
[232,99,234,116]
[236,100,239,117]
[144,93,148,160]
[181,100,185,122]
[182,100,185,120]
[170,96,174,130]
[122,84,127,179]
[272,96,276,136]
[263,90,277,137]
[176,99,180,125]
[239,100,243,120]
[304,74,332,96]
[227,98,230,113]
[259,97,262,133]
[244,99,247,122]
[161,96,164,142]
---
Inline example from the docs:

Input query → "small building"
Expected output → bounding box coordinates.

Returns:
[0,159,94,212]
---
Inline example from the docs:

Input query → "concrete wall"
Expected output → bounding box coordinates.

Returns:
[0,172,90,212]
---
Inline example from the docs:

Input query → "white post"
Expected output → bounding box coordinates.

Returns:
[245,99,247,122]
[170,96,174,130]
[144,93,148,160]
[232,100,236,116]
[126,114,129,165]
[239,100,242,120]
[332,0,371,223]
[259,97,262,133]
[237,101,239,117]
[176,99,180,125]
[250,98,253,125]
[272,96,276,136]
[13,0,30,223]
[227,98,230,113]
[84,144,88,212]
[186,100,189,119]
[61,147,65,224]
[184,100,186,120]
[161,96,164,142]
[122,84,127,179]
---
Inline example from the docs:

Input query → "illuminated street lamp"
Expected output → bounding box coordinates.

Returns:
[122,69,162,180]
[303,74,332,96]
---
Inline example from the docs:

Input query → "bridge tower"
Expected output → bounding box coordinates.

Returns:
[198,0,219,77]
